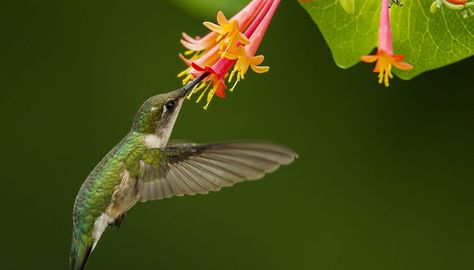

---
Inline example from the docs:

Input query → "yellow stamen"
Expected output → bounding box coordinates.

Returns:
[186,80,207,100]
[229,78,240,92]
[196,83,209,103]
[184,50,194,56]
[204,82,220,110]
[193,81,212,103]
[177,68,189,78]
[178,69,194,85]
[378,62,393,87]
[227,46,269,89]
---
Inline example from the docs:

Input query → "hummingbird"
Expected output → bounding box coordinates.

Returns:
[70,75,298,270]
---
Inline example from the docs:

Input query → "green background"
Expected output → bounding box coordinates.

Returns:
[0,0,473,269]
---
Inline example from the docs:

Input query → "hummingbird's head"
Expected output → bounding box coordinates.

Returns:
[131,88,188,138]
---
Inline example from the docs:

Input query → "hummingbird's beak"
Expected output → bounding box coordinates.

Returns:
[179,72,210,99]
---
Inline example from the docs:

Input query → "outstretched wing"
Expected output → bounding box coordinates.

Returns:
[136,142,298,202]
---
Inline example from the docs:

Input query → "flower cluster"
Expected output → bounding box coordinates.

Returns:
[430,0,474,17]
[361,0,413,87]
[178,0,280,109]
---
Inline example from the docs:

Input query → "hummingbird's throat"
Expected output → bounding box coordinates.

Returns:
[152,98,184,147]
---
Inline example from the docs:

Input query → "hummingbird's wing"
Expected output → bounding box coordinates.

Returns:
[136,142,298,202]
[166,139,193,146]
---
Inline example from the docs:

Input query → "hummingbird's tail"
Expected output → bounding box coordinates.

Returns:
[69,231,93,270]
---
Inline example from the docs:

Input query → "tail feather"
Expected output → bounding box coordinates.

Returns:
[70,233,93,270]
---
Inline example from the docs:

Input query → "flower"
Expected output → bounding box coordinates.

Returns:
[430,0,474,17]
[203,11,250,53]
[447,0,468,4]
[360,0,413,87]
[178,0,280,109]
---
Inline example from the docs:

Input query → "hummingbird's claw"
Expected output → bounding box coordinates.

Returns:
[109,213,126,230]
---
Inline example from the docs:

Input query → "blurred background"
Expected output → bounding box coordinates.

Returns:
[0,0,473,269]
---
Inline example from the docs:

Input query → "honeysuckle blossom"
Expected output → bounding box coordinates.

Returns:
[361,0,413,87]
[178,0,279,109]
[430,0,474,17]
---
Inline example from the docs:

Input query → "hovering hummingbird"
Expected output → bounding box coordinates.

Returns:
[70,76,298,270]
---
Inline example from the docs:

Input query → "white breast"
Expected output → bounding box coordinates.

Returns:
[92,213,113,250]
[144,134,162,148]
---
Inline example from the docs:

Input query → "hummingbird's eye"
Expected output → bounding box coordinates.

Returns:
[164,100,176,112]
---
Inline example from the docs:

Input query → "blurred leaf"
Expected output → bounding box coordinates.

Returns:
[168,0,247,18]
[300,0,474,79]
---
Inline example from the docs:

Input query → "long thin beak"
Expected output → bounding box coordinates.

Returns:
[178,72,210,98]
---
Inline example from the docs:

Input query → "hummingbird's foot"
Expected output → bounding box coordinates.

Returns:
[110,213,126,230]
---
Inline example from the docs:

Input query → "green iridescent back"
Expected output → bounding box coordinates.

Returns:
[72,132,145,235]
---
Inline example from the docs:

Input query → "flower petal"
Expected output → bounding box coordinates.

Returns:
[215,82,226,98]
[179,53,193,66]
[392,60,413,70]
[238,32,250,45]
[191,62,206,72]
[360,54,379,63]
[216,11,229,26]
[251,54,265,65]
[390,54,405,61]
[203,22,223,34]
[251,65,269,73]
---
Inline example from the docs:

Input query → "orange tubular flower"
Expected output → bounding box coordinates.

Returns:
[447,0,467,4]
[178,0,280,109]
[361,0,413,87]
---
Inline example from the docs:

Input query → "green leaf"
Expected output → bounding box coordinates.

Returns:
[339,0,355,15]
[300,0,474,79]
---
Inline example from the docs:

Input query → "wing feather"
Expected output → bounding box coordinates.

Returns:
[136,142,297,202]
